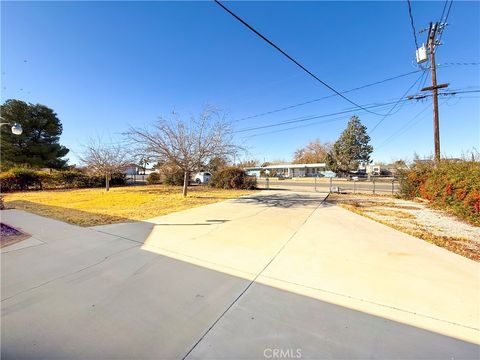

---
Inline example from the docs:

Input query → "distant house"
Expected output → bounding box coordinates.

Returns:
[124,164,158,175]
[245,163,327,178]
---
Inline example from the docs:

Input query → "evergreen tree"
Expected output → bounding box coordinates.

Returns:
[1,99,69,169]
[326,116,373,174]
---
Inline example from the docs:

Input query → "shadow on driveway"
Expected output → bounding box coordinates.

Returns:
[1,246,477,359]
[233,192,327,209]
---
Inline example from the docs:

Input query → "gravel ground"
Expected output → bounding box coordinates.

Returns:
[328,193,480,260]
[330,195,480,241]
[409,206,480,242]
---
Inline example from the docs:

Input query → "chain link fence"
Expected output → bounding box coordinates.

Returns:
[257,176,399,195]
[126,174,148,184]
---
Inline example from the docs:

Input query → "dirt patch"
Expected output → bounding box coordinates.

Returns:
[1,222,30,248]
[328,193,480,262]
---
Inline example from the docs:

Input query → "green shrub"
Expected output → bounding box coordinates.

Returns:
[164,169,185,186]
[0,172,17,192]
[55,170,86,187]
[398,161,480,225]
[210,167,256,190]
[79,173,125,188]
[0,169,126,192]
[146,172,161,185]
[9,168,43,190]
[37,171,58,189]
[109,173,126,186]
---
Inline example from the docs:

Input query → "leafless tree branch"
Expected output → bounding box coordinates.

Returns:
[79,138,133,191]
[125,105,242,196]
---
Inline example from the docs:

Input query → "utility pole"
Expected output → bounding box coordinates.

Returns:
[429,23,440,163]
[418,22,448,163]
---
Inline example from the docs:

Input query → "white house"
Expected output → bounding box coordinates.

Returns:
[245,163,327,178]
[124,164,158,176]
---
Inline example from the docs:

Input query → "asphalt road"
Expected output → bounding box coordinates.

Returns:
[1,191,478,359]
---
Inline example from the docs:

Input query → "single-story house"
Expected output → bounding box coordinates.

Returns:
[245,163,327,178]
[124,164,158,176]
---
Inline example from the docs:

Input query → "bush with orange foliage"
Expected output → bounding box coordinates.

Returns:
[398,161,480,226]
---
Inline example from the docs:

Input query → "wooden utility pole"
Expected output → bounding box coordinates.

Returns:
[430,25,440,163]
[421,22,448,163]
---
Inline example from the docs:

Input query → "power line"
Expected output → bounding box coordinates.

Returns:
[444,0,454,23]
[233,62,477,124]
[235,99,414,134]
[439,0,449,23]
[242,94,475,140]
[234,69,424,123]
[438,62,480,67]
[376,98,451,150]
[375,103,432,150]
[237,89,477,135]
[240,62,476,135]
[407,89,480,100]
[438,0,453,44]
[441,89,480,95]
[368,70,426,134]
[416,69,430,93]
[242,115,348,139]
[407,0,420,49]
[214,0,387,117]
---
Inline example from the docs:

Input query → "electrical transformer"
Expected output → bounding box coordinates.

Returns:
[416,45,428,64]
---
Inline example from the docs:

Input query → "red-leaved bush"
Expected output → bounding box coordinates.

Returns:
[398,161,480,225]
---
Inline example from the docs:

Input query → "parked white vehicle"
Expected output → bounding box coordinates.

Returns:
[193,172,212,184]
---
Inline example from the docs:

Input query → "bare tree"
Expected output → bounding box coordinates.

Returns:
[293,139,331,164]
[126,106,240,196]
[79,139,132,191]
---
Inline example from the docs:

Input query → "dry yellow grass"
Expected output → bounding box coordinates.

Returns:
[364,209,416,219]
[3,185,257,227]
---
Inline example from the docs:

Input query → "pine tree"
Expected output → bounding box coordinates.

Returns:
[326,116,373,174]
[1,99,69,169]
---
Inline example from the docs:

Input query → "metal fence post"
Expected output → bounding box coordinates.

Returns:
[392,179,394,194]
[353,180,356,194]
[373,177,376,194]
[266,177,269,190]
[314,176,317,192]
[329,177,332,193]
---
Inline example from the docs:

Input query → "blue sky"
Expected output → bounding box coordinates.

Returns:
[1,1,479,165]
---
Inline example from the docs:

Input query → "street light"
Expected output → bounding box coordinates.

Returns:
[11,123,23,135]
[0,118,23,135]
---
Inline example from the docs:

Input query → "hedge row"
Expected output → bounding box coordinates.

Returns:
[146,169,185,186]
[146,172,162,185]
[146,168,257,190]
[0,168,126,192]
[209,167,256,190]
[398,161,480,225]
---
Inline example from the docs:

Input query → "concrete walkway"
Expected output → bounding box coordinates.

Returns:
[1,191,479,359]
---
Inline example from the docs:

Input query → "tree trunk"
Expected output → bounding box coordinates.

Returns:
[182,171,188,197]
[105,174,110,191]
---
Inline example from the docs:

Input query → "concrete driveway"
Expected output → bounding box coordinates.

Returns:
[1,191,479,359]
